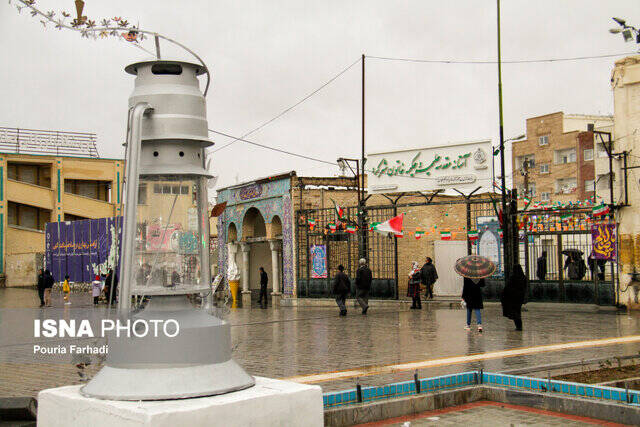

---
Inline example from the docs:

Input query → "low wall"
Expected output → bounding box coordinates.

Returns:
[5,252,43,287]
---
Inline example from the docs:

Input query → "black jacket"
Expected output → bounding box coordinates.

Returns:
[44,271,55,289]
[501,269,526,319]
[37,273,45,289]
[536,256,547,280]
[462,278,485,309]
[333,271,351,295]
[355,266,372,291]
[260,270,268,287]
[420,263,438,286]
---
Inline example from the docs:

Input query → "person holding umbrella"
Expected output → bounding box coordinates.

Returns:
[455,255,496,333]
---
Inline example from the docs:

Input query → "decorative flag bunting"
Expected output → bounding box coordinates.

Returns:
[560,213,572,221]
[331,199,344,219]
[592,204,610,216]
[369,222,380,231]
[307,219,316,230]
[414,230,425,240]
[440,231,451,240]
[371,213,404,236]
[467,230,479,241]
[346,225,356,234]
[328,222,337,231]
[498,229,503,238]
[394,231,404,238]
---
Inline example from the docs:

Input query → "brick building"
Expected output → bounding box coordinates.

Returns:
[511,112,613,206]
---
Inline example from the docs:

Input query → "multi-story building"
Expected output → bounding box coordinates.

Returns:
[511,112,614,206]
[0,127,124,287]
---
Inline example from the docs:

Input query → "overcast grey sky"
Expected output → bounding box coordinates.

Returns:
[1,0,639,191]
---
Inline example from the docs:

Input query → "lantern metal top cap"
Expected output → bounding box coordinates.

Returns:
[125,60,207,76]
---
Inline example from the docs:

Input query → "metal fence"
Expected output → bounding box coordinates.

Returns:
[296,205,397,298]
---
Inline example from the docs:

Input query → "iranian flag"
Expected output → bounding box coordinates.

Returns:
[498,229,503,238]
[560,213,572,221]
[592,204,610,216]
[328,222,337,231]
[414,230,425,240]
[346,225,356,234]
[440,231,451,240]
[468,230,479,241]
[307,219,316,230]
[394,231,404,238]
[331,199,344,219]
[371,213,403,236]
[368,222,380,231]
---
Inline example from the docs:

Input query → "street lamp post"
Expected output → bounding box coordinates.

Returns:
[337,157,366,260]
[609,17,640,46]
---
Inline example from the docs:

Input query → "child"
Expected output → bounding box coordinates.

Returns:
[91,275,102,305]
[62,275,71,305]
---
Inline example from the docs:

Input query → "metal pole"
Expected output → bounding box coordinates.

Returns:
[154,34,161,60]
[118,102,152,316]
[623,151,629,205]
[361,54,367,262]
[497,0,511,280]
[608,135,614,205]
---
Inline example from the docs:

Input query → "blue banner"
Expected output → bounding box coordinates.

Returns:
[45,217,122,282]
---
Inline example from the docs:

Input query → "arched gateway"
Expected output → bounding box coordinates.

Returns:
[216,173,294,306]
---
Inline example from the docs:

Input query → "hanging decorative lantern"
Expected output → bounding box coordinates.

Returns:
[82,60,254,401]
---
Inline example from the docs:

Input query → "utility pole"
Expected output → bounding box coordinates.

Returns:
[497,0,512,280]
[360,54,367,261]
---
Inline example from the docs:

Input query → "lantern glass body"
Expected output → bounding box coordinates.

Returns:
[133,174,207,294]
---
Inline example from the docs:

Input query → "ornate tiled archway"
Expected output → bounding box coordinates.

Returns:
[217,175,294,299]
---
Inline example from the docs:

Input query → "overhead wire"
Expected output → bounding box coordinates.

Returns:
[366,52,638,65]
[210,56,362,154]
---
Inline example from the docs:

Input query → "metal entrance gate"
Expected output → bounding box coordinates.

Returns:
[296,205,397,298]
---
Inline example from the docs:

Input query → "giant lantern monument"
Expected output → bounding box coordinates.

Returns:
[37,59,322,426]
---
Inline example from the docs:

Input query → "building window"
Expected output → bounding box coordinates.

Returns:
[554,148,576,164]
[172,185,181,195]
[584,149,594,161]
[539,164,549,174]
[162,184,171,194]
[540,192,550,201]
[181,185,189,195]
[596,142,612,158]
[65,179,110,202]
[556,177,577,194]
[516,154,535,170]
[528,183,536,197]
[7,162,52,188]
[584,179,595,192]
[138,184,147,205]
[154,184,162,194]
[538,135,549,146]
[64,213,88,222]
[8,201,50,231]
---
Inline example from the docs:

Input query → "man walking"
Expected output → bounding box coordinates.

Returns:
[333,264,351,316]
[536,251,547,281]
[355,258,372,315]
[420,257,438,299]
[37,268,46,307]
[258,267,268,309]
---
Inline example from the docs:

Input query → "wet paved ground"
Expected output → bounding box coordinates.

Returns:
[2,287,640,398]
[358,401,624,426]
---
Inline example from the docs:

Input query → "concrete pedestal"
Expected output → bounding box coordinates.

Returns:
[271,292,282,307]
[241,290,252,308]
[38,377,323,427]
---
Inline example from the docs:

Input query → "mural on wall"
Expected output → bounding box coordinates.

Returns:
[217,177,294,295]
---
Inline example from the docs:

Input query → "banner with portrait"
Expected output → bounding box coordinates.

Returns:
[591,224,616,260]
[310,245,328,279]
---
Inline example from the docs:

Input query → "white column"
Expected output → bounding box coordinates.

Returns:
[269,240,281,294]
[240,242,250,292]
